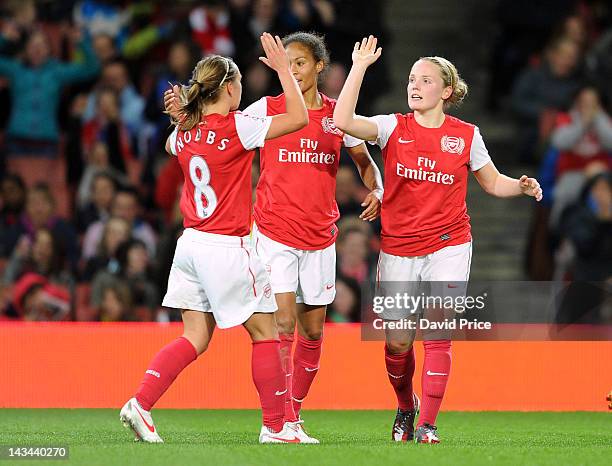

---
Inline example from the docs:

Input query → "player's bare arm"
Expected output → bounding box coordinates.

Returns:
[346,143,383,221]
[259,33,309,140]
[333,35,382,141]
[473,162,543,201]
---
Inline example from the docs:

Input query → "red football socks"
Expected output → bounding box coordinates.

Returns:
[252,339,285,432]
[419,340,452,426]
[135,336,198,411]
[384,345,416,411]
[291,334,323,420]
[279,333,296,421]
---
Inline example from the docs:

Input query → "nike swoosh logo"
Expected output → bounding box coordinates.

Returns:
[275,389,288,396]
[326,284,334,290]
[270,436,301,443]
[133,403,155,433]
[426,370,448,376]
[398,138,415,144]
[304,367,319,372]
[387,372,404,379]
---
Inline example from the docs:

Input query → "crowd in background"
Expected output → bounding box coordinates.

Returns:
[487,0,611,324]
[0,0,609,324]
[0,0,388,323]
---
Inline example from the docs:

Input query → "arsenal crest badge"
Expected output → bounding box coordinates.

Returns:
[441,135,465,154]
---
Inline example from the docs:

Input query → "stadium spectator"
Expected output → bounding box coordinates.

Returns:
[228,0,258,67]
[586,26,612,108]
[3,227,74,289]
[153,219,184,321]
[75,141,129,219]
[83,60,145,141]
[82,86,135,172]
[73,0,130,45]
[241,59,277,106]
[279,0,336,33]
[0,0,37,57]
[485,0,577,111]
[144,40,198,157]
[548,85,612,229]
[336,166,365,217]
[0,183,79,269]
[326,274,361,322]
[82,216,131,281]
[97,281,134,322]
[320,61,347,99]
[116,238,157,313]
[10,272,71,321]
[555,172,612,323]
[249,0,282,39]
[336,221,373,285]
[90,238,156,321]
[0,173,26,229]
[325,0,391,114]
[153,157,182,224]
[188,0,235,57]
[76,171,118,233]
[559,171,612,281]
[92,33,120,64]
[0,28,100,158]
[511,36,583,162]
[82,188,156,261]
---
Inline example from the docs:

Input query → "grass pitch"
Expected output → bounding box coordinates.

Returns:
[0,409,610,466]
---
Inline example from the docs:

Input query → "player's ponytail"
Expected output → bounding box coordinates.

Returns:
[421,56,468,109]
[173,55,238,131]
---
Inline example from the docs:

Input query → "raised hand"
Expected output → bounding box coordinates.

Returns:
[164,84,181,121]
[352,35,382,68]
[519,175,543,202]
[259,32,290,73]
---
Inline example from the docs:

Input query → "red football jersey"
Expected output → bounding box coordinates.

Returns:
[169,111,272,236]
[244,93,362,250]
[369,113,491,256]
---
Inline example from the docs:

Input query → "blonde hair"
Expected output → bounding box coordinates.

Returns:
[173,55,239,131]
[420,56,468,109]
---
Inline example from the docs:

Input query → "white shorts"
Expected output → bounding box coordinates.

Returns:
[377,242,472,320]
[252,223,336,306]
[162,228,277,329]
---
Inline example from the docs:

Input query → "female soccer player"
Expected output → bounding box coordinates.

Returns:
[333,36,542,444]
[243,32,383,439]
[120,33,313,444]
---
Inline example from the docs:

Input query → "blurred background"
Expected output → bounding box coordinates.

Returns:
[0,0,609,325]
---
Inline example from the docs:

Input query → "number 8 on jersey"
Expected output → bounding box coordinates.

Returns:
[189,155,218,219]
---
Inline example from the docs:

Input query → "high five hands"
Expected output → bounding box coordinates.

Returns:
[352,35,382,68]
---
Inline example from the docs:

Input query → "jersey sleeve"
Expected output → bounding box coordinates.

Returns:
[235,112,273,150]
[469,127,492,171]
[168,127,178,156]
[365,114,398,149]
[242,97,268,118]
[342,132,364,148]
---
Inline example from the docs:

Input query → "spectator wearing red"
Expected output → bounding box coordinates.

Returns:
[82,87,135,173]
[189,0,235,57]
